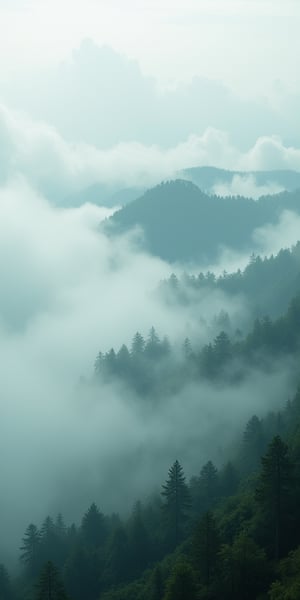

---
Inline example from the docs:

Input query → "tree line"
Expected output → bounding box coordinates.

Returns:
[2,384,300,598]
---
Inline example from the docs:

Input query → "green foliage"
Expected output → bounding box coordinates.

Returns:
[35,561,68,600]
[81,503,106,548]
[11,305,300,600]
[163,559,198,600]
[147,565,164,600]
[108,179,300,264]
[20,523,41,576]
[220,462,239,497]
[192,511,220,585]
[256,436,294,559]
[105,525,130,585]
[268,546,300,599]
[196,461,219,513]
[0,565,14,600]
[64,545,102,600]
[241,415,265,474]
[218,532,269,600]
[161,461,191,546]
[128,502,151,578]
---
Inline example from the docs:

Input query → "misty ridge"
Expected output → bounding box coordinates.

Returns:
[2,153,300,600]
[1,5,300,599]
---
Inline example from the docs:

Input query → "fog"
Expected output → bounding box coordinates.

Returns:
[0,176,298,564]
[212,174,284,200]
[1,37,300,150]
[0,3,300,582]
[0,103,300,206]
[0,98,299,566]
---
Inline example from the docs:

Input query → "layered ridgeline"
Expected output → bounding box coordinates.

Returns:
[106,179,300,263]
[181,166,300,194]
[64,167,300,209]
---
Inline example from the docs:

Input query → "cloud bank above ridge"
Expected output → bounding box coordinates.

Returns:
[0,102,300,203]
[1,39,300,150]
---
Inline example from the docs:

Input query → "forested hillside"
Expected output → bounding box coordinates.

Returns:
[107,180,300,263]
[3,296,300,599]
[160,243,300,320]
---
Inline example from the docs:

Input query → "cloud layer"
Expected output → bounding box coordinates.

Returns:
[0,177,297,564]
[1,39,300,151]
[0,102,300,205]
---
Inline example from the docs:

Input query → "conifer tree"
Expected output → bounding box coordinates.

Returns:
[192,511,220,585]
[199,461,219,510]
[148,565,164,600]
[145,327,161,359]
[161,460,190,545]
[131,332,145,356]
[218,533,268,600]
[0,564,14,600]
[128,501,150,577]
[164,560,197,600]
[20,523,41,576]
[256,435,294,559]
[35,561,68,600]
[106,526,130,585]
[81,503,106,548]
[241,415,265,473]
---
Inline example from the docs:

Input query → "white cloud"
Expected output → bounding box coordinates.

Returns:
[253,210,300,255]
[239,135,300,171]
[1,38,299,151]
[0,178,296,562]
[0,102,300,205]
[0,178,253,557]
[212,174,284,200]
[0,122,299,560]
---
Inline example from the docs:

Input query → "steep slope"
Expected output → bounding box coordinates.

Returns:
[161,244,300,322]
[107,179,300,263]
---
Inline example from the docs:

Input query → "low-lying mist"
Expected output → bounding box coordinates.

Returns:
[0,178,298,566]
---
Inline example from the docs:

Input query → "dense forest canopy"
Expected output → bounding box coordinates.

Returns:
[159,243,300,320]
[107,180,300,263]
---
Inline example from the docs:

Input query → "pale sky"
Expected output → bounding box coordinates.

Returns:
[0,0,299,153]
[0,0,300,95]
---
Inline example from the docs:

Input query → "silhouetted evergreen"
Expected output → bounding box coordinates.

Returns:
[35,561,68,600]
[161,461,191,547]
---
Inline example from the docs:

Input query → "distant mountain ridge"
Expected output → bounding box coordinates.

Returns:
[64,167,300,208]
[106,179,300,263]
[64,182,145,208]
[180,166,300,193]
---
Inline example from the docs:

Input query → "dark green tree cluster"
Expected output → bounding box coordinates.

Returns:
[94,327,171,395]
[160,244,300,321]
[93,291,300,398]
[2,382,300,599]
[108,179,300,264]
